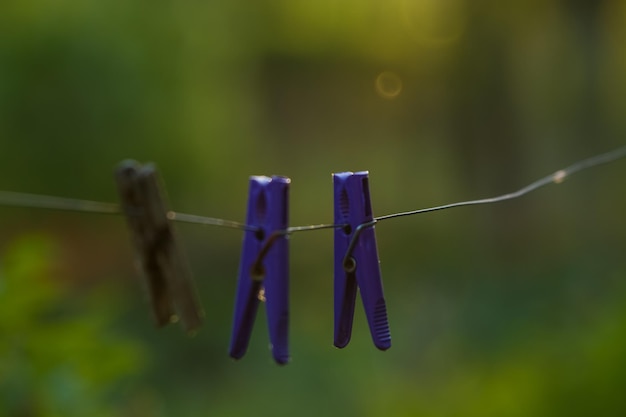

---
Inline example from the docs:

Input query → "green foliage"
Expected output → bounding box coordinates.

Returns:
[1,0,626,415]
[0,236,146,417]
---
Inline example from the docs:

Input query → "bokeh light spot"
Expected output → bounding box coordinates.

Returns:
[375,71,403,99]
[553,170,567,184]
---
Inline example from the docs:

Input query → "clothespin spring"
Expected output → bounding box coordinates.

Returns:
[341,220,377,273]
[249,223,348,283]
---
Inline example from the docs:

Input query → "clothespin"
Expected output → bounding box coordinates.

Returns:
[115,160,203,333]
[333,171,391,350]
[230,176,290,364]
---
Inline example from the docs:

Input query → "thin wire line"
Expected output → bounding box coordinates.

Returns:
[0,191,122,214]
[342,220,376,270]
[341,145,626,264]
[0,145,624,237]
[0,190,254,231]
[168,212,256,232]
[250,223,345,276]
[0,191,337,233]
[287,223,344,233]
[375,144,626,222]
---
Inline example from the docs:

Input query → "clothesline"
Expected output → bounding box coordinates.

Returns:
[0,145,623,232]
[0,145,624,364]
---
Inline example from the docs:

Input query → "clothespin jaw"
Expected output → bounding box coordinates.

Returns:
[230,176,290,364]
[333,171,391,350]
[115,160,203,334]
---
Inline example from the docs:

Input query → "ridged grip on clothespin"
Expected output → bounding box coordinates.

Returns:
[333,171,391,351]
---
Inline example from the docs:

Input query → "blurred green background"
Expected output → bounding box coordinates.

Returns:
[1,1,626,416]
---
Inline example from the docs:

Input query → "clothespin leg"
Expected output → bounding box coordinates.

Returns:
[263,231,289,364]
[333,171,391,351]
[229,176,290,364]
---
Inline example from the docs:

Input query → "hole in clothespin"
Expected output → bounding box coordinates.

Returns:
[343,256,357,273]
[342,225,352,236]
[255,228,265,241]
[256,191,268,222]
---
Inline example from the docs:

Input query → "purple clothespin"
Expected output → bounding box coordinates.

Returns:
[333,171,391,350]
[230,176,290,364]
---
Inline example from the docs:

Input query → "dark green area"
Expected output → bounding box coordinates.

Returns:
[1,1,626,415]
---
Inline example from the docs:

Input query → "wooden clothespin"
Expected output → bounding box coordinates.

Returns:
[115,160,203,333]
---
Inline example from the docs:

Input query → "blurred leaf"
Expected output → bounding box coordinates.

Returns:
[0,235,146,416]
